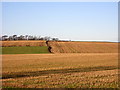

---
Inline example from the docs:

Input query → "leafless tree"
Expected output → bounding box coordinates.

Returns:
[2,35,8,41]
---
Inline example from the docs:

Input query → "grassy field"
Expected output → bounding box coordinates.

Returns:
[2,53,118,88]
[2,46,50,54]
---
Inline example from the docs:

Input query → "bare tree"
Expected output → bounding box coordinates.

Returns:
[44,36,51,41]
[2,35,8,41]
[18,35,24,40]
[8,36,13,40]
[28,35,34,40]
[25,35,29,40]
[12,35,17,40]
[1,34,59,41]
[52,38,59,41]
[0,36,2,41]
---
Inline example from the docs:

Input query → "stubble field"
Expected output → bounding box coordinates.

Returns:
[2,53,118,88]
[48,41,118,53]
[1,40,47,47]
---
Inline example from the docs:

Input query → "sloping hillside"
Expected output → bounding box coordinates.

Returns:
[48,41,118,53]
[1,41,118,53]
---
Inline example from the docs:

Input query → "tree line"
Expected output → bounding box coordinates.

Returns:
[0,35,59,41]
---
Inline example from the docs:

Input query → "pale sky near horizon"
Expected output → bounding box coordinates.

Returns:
[2,2,118,41]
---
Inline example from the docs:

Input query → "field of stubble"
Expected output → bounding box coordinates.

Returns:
[2,53,118,88]
[48,41,118,53]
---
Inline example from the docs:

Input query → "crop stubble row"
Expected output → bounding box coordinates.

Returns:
[2,53,118,88]
[48,41,118,53]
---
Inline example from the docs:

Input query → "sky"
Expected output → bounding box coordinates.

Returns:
[2,2,118,41]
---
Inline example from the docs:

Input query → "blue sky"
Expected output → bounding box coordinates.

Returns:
[2,2,118,41]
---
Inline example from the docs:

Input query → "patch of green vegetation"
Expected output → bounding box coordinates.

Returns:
[2,86,17,88]
[2,46,50,54]
[3,87,32,90]
[64,83,78,88]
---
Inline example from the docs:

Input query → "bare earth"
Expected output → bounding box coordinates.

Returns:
[2,53,118,88]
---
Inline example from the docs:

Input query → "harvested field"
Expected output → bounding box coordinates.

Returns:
[1,40,47,47]
[48,41,118,53]
[1,41,118,53]
[2,53,118,88]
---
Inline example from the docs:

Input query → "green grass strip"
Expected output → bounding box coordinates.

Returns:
[1,46,50,54]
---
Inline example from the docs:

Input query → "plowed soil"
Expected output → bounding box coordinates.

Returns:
[48,41,118,53]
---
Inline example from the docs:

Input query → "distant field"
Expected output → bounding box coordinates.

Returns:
[1,40,47,47]
[2,53,118,88]
[2,46,50,54]
[1,41,118,53]
[48,41,118,53]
